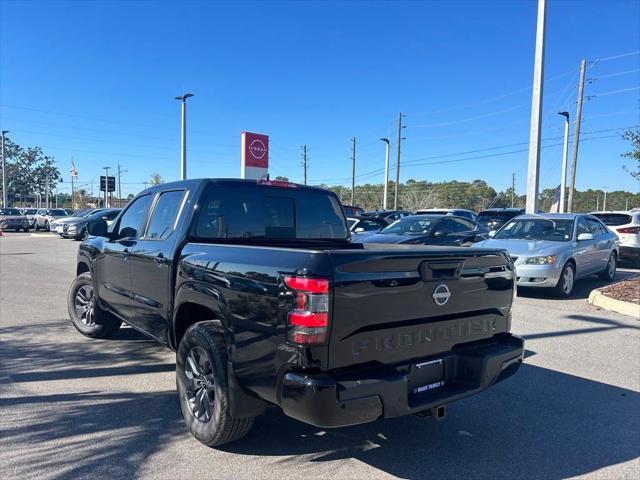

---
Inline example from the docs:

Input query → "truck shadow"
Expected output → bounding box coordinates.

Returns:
[2,321,638,479]
[223,363,640,479]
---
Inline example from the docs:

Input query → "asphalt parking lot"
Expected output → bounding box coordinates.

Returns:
[1,232,639,480]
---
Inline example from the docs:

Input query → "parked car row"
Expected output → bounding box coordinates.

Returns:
[0,207,120,238]
[348,206,626,297]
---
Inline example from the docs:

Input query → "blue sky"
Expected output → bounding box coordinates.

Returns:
[1,0,639,198]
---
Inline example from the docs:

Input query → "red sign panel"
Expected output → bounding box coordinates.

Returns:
[241,132,269,168]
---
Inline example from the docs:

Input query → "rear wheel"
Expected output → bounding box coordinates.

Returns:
[554,262,575,297]
[598,253,617,281]
[44,220,50,231]
[68,272,122,338]
[176,321,255,447]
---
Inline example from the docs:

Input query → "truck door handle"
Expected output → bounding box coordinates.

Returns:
[154,253,169,265]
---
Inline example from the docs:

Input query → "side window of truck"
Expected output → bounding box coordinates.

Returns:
[144,190,186,240]
[114,194,153,240]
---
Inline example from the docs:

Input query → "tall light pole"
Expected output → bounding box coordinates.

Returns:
[380,138,390,210]
[602,186,609,211]
[1,130,9,208]
[394,113,406,210]
[175,93,194,180]
[525,0,547,214]
[558,112,570,213]
[103,166,110,208]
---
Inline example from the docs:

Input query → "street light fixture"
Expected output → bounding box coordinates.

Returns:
[558,112,570,213]
[380,138,390,210]
[1,130,9,208]
[175,93,194,180]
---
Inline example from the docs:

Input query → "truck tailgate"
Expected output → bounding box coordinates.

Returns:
[328,246,514,370]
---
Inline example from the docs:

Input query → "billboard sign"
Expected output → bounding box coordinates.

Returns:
[241,132,269,179]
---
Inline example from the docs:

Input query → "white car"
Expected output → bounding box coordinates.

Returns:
[34,208,69,231]
[414,208,477,221]
[591,210,640,266]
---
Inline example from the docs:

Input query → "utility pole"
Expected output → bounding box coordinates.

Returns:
[2,130,9,208]
[381,138,390,210]
[394,112,404,210]
[143,181,149,190]
[511,173,516,207]
[525,0,546,214]
[117,165,127,208]
[174,93,194,180]
[70,157,76,210]
[567,59,586,213]
[626,197,629,210]
[301,145,308,185]
[596,195,599,211]
[602,187,608,211]
[351,138,356,205]
[558,112,570,213]
[103,166,110,208]
[45,173,50,209]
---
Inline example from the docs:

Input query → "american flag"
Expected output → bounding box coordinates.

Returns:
[70,159,78,178]
[549,185,561,213]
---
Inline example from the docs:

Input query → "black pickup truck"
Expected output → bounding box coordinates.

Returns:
[68,178,524,447]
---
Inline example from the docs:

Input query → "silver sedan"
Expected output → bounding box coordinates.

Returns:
[475,213,619,297]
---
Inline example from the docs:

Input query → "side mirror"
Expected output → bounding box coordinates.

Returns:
[577,232,594,241]
[354,227,365,233]
[433,230,447,237]
[488,230,496,238]
[87,220,109,237]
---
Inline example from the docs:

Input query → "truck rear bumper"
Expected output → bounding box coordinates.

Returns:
[280,334,524,428]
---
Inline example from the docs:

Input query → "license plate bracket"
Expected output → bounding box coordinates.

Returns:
[409,358,445,396]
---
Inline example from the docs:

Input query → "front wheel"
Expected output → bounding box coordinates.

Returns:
[554,262,575,297]
[598,253,617,281]
[44,221,50,231]
[176,321,255,447]
[68,272,122,338]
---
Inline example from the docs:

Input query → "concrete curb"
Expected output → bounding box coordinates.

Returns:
[588,288,640,318]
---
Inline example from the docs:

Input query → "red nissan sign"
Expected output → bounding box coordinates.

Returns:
[241,132,269,179]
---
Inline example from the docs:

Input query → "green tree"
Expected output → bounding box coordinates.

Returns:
[621,128,640,180]
[149,173,164,186]
[0,136,62,205]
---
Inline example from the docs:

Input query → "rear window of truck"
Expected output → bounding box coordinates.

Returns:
[195,185,349,240]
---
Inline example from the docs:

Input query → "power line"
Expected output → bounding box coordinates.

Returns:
[591,50,640,64]
[409,104,527,128]
[310,126,635,185]
[586,86,640,99]
[589,68,640,81]
[6,128,238,154]
[0,103,233,138]
[1,116,237,147]
[404,68,576,117]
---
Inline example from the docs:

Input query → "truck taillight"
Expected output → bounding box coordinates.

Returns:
[617,226,640,234]
[283,275,329,345]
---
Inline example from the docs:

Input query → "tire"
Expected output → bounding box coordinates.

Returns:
[44,221,50,232]
[598,253,617,281]
[34,222,40,231]
[554,261,575,298]
[67,272,122,338]
[176,321,255,447]
[23,227,29,232]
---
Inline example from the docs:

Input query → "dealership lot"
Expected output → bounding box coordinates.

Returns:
[1,233,638,480]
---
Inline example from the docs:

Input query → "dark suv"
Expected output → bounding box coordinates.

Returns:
[476,208,525,231]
